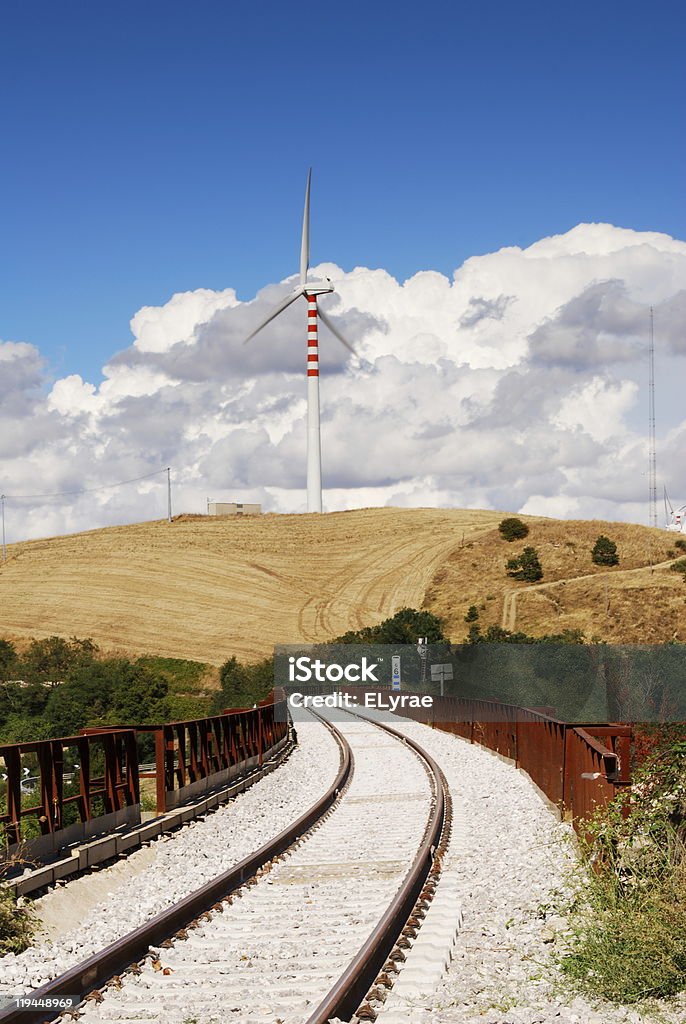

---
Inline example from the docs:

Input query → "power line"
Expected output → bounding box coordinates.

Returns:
[2,468,169,501]
[0,468,173,560]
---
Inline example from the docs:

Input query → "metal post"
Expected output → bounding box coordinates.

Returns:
[167,467,172,523]
[1,494,6,562]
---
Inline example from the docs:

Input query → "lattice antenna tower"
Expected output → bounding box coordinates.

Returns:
[648,306,657,527]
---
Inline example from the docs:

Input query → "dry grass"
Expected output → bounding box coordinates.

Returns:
[0,508,501,664]
[425,516,686,643]
[2,509,683,665]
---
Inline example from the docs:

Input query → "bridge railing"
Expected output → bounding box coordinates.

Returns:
[0,728,139,859]
[1,695,290,860]
[332,686,632,827]
[84,693,290,814]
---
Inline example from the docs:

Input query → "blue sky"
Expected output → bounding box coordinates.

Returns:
[1,0,684,384]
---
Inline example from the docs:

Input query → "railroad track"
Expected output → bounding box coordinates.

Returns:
[1,710,451,1024]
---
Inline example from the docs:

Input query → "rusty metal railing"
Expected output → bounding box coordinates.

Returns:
[332,685,632,828]
[0,729,139,848]
[0,696,290,858]
[84,695,289,815]
[152,697,289,811]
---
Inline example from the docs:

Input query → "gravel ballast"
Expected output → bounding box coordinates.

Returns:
[371,714,686,1024]
[0,716,340,998]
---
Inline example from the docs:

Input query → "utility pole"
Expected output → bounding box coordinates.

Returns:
[648,307,657,528]
[1,495,6,562]
[166,468,172,523]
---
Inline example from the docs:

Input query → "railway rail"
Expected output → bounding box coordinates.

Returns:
[0,709,451,1024]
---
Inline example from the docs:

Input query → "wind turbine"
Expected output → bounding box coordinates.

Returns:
[245,170,354,513]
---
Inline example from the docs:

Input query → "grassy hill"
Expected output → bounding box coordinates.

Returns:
[425,516,686,644]
[1,508,684,665]
[0,508,500,664]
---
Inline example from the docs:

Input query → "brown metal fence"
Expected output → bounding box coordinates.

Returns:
[0,729,139,847]
[334,685,631,827]
[85,695,290,814]
[1,695,289,850]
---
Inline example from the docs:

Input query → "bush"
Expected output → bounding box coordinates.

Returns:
[591,535,619,567]
[675,538,686,551]
[557,741,686,1002]
[0,886,35,955]
[332,608,446,645]
[506,546,543,582]
[464,605,479,623]
[498,517,529,542]
[670,558,686,577]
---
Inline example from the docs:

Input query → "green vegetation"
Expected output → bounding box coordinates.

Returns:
[466,625,585,645]
[0,638,211,742]
[670,557,686,580]
[0,886,35,955]
[332,607,446,645]
[591,534,619,567]
[675,538,686,551]
[506,546,543,582]
[464,605,479,623]
[498,517,530,542]
[557,740,686,1002]
[212,657,273,712]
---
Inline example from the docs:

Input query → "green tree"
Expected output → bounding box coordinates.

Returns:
[506,546,543,582]
[18,636,97,685]
[333,607,446,645]
[498,517,530,542]
[213,657,273,712]
[464,605,479,623]
[44,659,171,736]
[0,641,18,680]
[592,535,619,567]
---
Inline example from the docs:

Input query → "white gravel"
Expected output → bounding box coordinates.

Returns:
[370,714,686,1024]
[0,716,340,998]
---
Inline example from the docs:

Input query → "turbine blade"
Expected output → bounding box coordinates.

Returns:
[300,168,311,287]
[317,304,357,356]
[244,288,304,343]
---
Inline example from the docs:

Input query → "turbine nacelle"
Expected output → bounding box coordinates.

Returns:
[302,282,334,297]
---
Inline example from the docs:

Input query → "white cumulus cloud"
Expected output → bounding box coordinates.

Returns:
[2,222,686,541]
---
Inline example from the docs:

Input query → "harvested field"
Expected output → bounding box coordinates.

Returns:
[2,508,684,663]
[0,508,501,663]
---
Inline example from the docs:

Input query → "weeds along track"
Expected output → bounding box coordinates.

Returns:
[2,711,450,1024]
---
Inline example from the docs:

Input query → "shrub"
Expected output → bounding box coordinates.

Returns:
[675,538,686,551]
[332,608,446,645]
[214,657,273,711]
[498,517,529,542]
[670,558,686,576]
[506,546,543,582]
[591,535,619,567]
[0,886,35,955]
[557,741,686,1002]
[464,605,479,623]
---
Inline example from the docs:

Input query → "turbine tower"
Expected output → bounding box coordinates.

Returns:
[245,170,354,513]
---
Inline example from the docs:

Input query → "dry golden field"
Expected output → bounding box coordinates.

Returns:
[0,508,501,664]
[1,508,684,664]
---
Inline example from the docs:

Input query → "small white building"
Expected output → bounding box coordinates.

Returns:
[208,502,261,517]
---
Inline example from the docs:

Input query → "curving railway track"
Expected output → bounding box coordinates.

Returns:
[1,710,451,1024]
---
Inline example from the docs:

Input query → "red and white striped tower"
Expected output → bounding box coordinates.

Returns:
[244,170,355,514]
[306,292,323,513]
